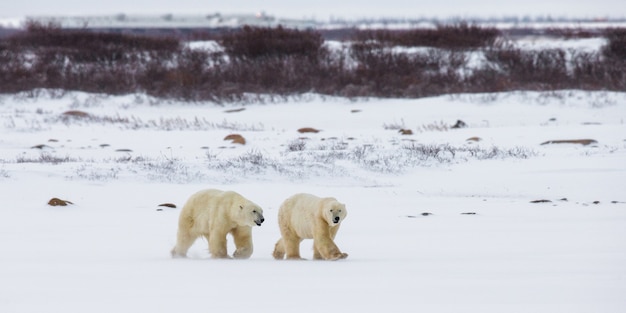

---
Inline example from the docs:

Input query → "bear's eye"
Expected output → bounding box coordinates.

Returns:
[253,210,257,213]
[330,209,334,212]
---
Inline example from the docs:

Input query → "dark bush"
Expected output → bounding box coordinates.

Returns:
[355,22,500,49]
[603,28,626,60]
[483,44,568,90]
[0,23,625,101]
[220,25,324,60]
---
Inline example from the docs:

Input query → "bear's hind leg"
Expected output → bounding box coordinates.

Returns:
[171,228,197,258]
[272,238,286,259]
[284,237,305,260]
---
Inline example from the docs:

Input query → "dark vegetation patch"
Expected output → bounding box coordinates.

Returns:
[1,22,624,101]
[355,22,499,48]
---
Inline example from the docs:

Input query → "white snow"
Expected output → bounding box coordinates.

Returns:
[1,89,625,313]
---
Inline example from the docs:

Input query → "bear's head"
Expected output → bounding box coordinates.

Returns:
[324,200,347,226]
[239,203,265,227]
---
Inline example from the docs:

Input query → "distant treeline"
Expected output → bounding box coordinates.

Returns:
[1,22,624,101]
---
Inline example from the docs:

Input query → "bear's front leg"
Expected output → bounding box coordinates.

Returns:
[231,227,253,259]
[313,225,348,260]
[207,232,229,259]
[313,241,348,260]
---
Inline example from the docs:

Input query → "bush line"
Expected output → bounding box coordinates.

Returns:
[1,23,625,101]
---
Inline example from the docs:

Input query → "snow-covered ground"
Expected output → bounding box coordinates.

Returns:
[1,89,625,312]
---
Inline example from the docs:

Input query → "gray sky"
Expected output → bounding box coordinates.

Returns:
[1,0,624,19]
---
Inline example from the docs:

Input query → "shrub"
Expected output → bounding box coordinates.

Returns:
[220,25,324,60]
[481,45,568,90]
[14,21,181,63]
[603,28,626,60]
[1,22,625,101]
[354,22,500,49]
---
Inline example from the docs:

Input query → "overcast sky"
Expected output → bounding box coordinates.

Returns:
[1,0,624,19]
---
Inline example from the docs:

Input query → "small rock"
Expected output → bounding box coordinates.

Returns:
[158,203,177,208]
[48,198,73,206]
[540,139,598,146]
[466,137,481,142]
[398,129,413,135]
[224,134,246,145]
[224,108,246,113]
[62,110,90,118]
[421,212,433,216]
[31,144,51,149]
[298,127,320,134]
[451,120,467,129]
[461,212,477,215]
[530,199,552,203]
[593,201,600,205]
[559,198,568,201]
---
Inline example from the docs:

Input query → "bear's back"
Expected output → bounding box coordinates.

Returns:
[279,193,328,238]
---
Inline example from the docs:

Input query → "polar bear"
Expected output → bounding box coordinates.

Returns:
[171,189,264,259]
[272,193,348,260]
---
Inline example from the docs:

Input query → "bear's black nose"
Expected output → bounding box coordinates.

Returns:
[334,217,340,223]
[260,218,265,223]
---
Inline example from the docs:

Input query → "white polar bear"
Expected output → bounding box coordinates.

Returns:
[272,193,348,260]
[171,189,264,259]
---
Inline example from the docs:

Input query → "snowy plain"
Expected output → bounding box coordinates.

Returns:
[1,86,625,313]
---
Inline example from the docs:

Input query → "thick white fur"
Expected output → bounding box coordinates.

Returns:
[273,193,348,260]
[171,189,264,259]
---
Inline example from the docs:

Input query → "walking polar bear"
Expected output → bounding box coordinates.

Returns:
[171,189,264,259]
[273,193,348,260]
